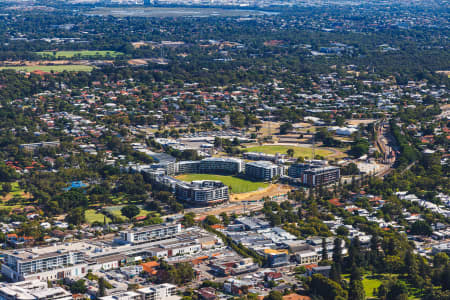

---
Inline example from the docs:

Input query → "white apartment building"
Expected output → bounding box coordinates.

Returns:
[100,284,177,300]
[118,224,182,245]
[1,249,87,282]
[295,250,321,265]
[0,280,72,300]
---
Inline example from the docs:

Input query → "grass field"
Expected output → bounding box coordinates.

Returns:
[242,145,333,158]
[0,181,32,205]
[343,273,383,299]
[104,205,152,219]
[175,174,269,193]
[36,50,124,58]
[362,276,383,298]
[0,65,94,72]
[85,209,111,224]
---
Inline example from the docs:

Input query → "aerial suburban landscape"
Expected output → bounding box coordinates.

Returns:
[0,0,447,299]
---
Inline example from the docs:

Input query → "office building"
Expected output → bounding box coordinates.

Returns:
[295,250,321,265]
[266,252,289,267]
[245,161,283,181]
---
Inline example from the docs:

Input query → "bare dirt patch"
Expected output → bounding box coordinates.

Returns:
[230,184,292,202]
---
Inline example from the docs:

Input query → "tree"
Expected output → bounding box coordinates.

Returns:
[333,238,343,267]
[330,262,342,283]
[220,212,230,226]
[336,226,349,237]
[121,205,140,221]
[204,215,220,226]
[287,148,294,157]
[182,213,196,227]
[279,122,293,134]
[321,238,328,261]
[309,274,347,299]
[433,253,449,268]
[347,237,362,267]
[410,220,433,236]
[385,280,408,300]
[98,277,107,297]
[2,183,12,194]
[65,207,86,226]
[70,279,87,294]
[350,140,369,158]
[348,265,365,300]
[264,291,283,300]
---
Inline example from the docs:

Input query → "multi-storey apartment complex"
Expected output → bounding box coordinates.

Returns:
[245,161,283,181]
[1,249,86,282]
[302,166,340,187]
[175,180,229,204]
[118,224,182,245]
[287,161,340,187]
[176,161,200,174]
[199,157,244,174]
[0,280,72,300]
[287,163,314,178]
[100,284,177,300]
[242,152,285,163]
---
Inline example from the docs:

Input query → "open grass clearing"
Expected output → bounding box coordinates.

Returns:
[36,50,123,58]
[175,173,269,194]
[343,273,422,299]
[104,205,153,219]
[0,65,94,72]
[85,209,111,224]
[242,144,333,158]
[0,181,33,203]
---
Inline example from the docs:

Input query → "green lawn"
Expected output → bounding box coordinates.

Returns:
[343,273,382,299]
[363,276,383,298]
[342,273,424,299]
[0,181,33,206]
[175,174,269,194]
[104,205,152,219]
[242,145,333,159]
[0,65,94,72]
[85,209,111,224]
[36,50,124,58]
